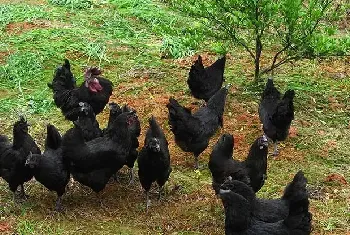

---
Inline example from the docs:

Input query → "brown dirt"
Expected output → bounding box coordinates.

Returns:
[0,51,11,64]
[5,21,50,35]
[316,58,350,79]
[325,173,348,185]
[95,75,306,168]
[0,222,11,233]
[338,10,350,30]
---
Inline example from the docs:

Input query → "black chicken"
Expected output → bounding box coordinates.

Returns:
[61,111,135,193]
[259,78,295,156]
[25,124,69,211]
[209,134,268,194]
[138,116,172,210]
[103,102,141,184]
[219,176,312,235]
[73,102,102,141]
[48,59,113,121]
[222,170,309,223]
[187,55,226,102]
[0,117,41,200]
[167,86,228,169]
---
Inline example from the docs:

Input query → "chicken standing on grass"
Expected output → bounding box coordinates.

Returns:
[103,102,141,184]
[259,77,295,156]
[209,133,268,194]
[138,116,172,210]
[48,59,113,121]
[219,174,312,235]
[187,55,226,102]
[167,86,228,169]
[0,117,41,201]
[25,124,69,211]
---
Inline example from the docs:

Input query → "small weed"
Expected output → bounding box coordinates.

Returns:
[48,0,93,9]
[83,40,109,65]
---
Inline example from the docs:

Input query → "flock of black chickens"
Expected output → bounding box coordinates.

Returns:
[0,55,312,234]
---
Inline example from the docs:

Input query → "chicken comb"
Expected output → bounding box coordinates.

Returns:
[84,67,101,78]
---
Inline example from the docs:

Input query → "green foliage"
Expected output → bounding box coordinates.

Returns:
[161,34,199,59]
[170,0,350,80]
[83,40,109,64]
[48,0,93,9]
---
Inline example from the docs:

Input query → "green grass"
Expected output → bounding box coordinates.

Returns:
[0,0,349,234]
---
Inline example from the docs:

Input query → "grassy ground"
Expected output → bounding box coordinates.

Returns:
[0,0,349,234]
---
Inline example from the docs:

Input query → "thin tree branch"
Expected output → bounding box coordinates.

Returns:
[263,0,332,76]
[202,5,256,60]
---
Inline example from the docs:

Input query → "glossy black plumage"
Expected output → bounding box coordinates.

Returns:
[48,59,113,121]
[138,116,171,209]
[259,78,295,155]
[25,124,69,211]
[219,175,312,235]
[209,134,268,194]
[167,87,228,168]
[0,117,41,199]
[187,55,226,102]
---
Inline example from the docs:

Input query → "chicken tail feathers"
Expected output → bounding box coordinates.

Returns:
[188,55,205,82]
[210,55,226,71]
[262,77,281,100]
[282,170,308,203]
[283,172,312,234]
[45,124,62,150]
[283,89,295,101]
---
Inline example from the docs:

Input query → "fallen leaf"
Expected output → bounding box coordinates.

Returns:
[0,222,11,232]
[289,126,298,138]
[325,173,348,185]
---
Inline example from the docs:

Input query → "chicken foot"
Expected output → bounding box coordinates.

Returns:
[55,196,63,212]
[273,141,279,156]
[146,191,151,211]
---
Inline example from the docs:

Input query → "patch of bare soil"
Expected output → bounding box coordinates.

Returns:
[0,51,11,64]
[5,21,49,35]
[96,74,306,168]
[317,58,350,80]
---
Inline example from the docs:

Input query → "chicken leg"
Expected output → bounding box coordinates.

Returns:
[146,191,151,211]
[128,167,135,185]
[194,153,200,169]
[273,141,279,156]
[55,196,63,212]
[19,184,29,200]
[158,186,164,201]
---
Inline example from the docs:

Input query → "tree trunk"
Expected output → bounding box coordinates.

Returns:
[254,1,262,83]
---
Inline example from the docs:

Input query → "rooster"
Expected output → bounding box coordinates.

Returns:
[48,59,113,121]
